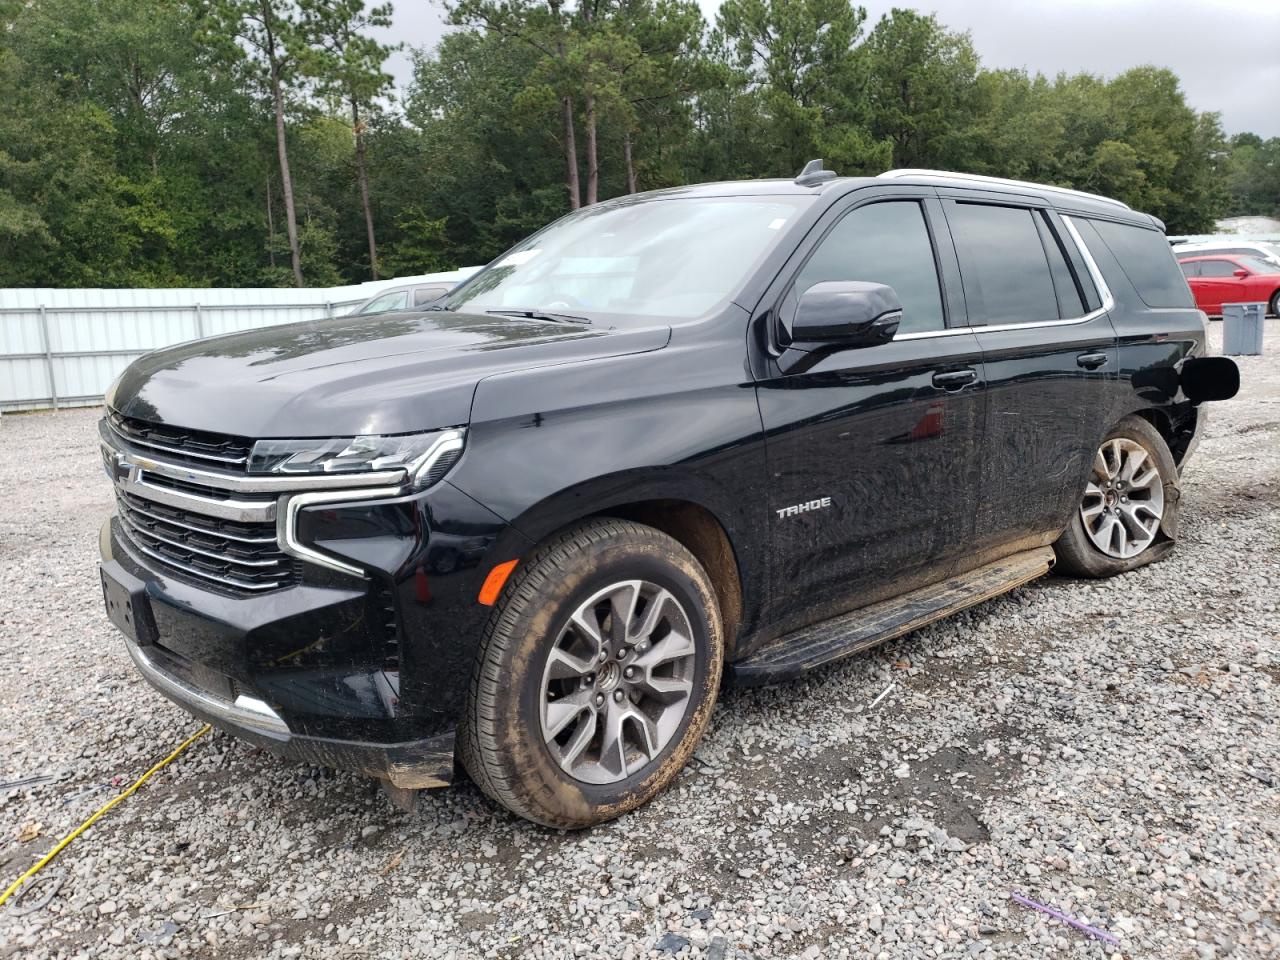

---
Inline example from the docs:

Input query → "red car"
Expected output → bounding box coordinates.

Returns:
[1178,253,1280,317]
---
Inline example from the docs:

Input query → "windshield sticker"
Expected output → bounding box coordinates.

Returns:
[768,218,787,230]
[498,249,541,267]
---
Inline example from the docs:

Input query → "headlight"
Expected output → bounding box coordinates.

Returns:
[249,428,465,489]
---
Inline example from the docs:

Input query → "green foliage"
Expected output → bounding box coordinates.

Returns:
[0,0,1271,288]
[381,208,453,275]
[1222,133,1280,218]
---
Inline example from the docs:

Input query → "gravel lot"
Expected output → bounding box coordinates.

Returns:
[2,323,1278,960]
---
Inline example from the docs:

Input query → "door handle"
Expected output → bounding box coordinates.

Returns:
[1076,352,1109,370]
[932,368,978,390]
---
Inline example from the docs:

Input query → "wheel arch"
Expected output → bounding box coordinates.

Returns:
[503,477,751,656]
[1129,405,1197,467]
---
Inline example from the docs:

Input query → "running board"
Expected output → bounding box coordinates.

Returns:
[731,547,1055,686]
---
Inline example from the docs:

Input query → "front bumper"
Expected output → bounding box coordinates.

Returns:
[99,475,527,788]
[122,628,455,787]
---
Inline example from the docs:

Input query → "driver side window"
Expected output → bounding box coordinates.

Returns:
[789,200,946,335]
[1199,260,1238,278]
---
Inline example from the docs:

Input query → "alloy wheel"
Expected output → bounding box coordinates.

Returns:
[1080,437,1165,559]
[539,580,697,785]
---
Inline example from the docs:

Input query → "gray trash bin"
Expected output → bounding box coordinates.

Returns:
[1222,302,1265,356]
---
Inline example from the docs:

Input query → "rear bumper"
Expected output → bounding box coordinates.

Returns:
[122,632,455,787]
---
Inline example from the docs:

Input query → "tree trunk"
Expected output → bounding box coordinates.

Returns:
[623,130,637,194]
[562,95,580,210]
[584,94,598,205]
[351,98,379,280]
[271,68,304,287]
[265,174,277,270]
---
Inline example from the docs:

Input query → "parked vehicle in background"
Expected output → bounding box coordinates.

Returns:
[350,281,454,315]
[1172,240,1280,270]
[98,164,1238,828]
[1178,254,1280,317]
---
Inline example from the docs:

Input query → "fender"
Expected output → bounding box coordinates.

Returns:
[447,310,771,635]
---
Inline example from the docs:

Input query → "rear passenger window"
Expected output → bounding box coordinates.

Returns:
[1035,214,1086,317]
[946,202,1062,324]
[1085,219,1195,308]
[1179,261,1199,278]
[791,200,945,334]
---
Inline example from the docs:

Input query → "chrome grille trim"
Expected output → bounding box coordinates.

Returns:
[123,537,287,594]
[278,486,407,578]
[126,473,277,523]
[106,415,249,467]
[119,497,278,545]
[100,417,408,493]
[115,488,296,593]
[118,511,280,569]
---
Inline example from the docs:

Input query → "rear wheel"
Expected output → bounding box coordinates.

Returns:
[459,518,723,828]
[1053,416,1180,578]
[1269,289,1280,318]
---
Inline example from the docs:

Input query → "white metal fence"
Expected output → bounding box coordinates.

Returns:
[0,270,477,412]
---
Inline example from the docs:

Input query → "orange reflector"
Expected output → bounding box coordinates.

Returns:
[477,559,519,606]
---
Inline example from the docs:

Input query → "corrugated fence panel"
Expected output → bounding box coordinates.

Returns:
[0,269,479,412]
[0,310,45,355]
[0,358,50,407]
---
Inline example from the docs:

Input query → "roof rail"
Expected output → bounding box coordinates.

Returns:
[877,169,1130,210]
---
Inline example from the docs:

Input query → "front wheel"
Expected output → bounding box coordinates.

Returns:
[1269,289,1280,318]
[459,518,723,828]
[1053,415,1180,578]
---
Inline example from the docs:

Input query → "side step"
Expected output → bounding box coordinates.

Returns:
[731,546,1055,686]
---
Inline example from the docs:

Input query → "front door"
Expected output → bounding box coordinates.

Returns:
[753,193,987,632]
[1192,257,1249,315]
[938,197,1119,560]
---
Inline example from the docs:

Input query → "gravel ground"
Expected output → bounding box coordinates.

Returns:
[1,322,1278,960]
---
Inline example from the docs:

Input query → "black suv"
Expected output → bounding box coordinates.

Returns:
[99,165,1237,827]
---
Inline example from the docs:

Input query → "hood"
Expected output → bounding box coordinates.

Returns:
[108,310,670,438]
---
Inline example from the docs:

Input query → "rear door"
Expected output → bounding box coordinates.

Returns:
[938,196,1118,562]
[753,189,988,629]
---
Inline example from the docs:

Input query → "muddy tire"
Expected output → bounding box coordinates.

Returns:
[458,518,723,828]
[1053,415,1180,578]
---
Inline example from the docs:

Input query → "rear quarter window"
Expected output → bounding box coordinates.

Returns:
[1084,219,1194,309]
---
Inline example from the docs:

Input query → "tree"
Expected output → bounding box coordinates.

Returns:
[299,0,396,279]
[0,0,1261,288]
[858,8,981,169]
[214,0,307,285]
[714,0,871,176]
[449,0,586,209]
[1222,134,1280,218]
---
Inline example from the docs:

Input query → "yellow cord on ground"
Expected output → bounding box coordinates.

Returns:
[0,723,211,909]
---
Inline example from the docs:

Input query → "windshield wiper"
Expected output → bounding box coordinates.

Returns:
[484,308,591,325]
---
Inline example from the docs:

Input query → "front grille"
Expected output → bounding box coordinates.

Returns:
[108,411,253,471]
[116,491,297,594]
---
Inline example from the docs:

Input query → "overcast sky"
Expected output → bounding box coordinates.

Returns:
[376,0,1280,138]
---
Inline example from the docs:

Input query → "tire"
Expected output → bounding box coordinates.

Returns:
[1053,415,1180,578]
[1269,289,1280,319]
[459,518,724,828]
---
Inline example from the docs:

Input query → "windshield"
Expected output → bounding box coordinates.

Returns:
[356,290,409,315]
[444,196,809,321]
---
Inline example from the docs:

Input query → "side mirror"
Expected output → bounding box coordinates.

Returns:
[778,281,901,374]
[1233,268,1250,279]
[792,281,902,346]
